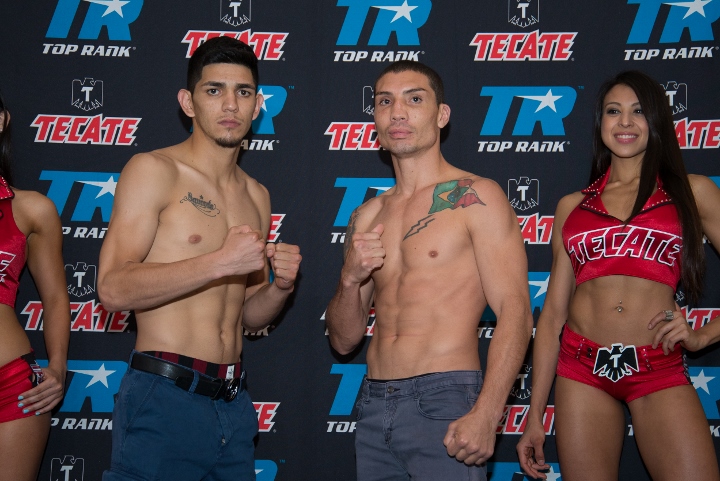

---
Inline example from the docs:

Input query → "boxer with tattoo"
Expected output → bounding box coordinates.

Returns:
[326,61,532,481]
[98,37,301,481]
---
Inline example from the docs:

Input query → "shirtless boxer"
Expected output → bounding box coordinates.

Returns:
[326,61,533,481]
[98,37,301,481]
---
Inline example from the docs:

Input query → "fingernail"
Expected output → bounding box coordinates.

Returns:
[23,408,29,414]
[18,402,23,408]
[35,411,41,416]
[17,395,24,400]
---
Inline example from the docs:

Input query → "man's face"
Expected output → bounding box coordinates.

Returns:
[187,63,262,148]
[373,70,448,158]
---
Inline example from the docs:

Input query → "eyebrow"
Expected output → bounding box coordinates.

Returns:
[199,80,256,91]
[375,87,428,97]
[604,101,641,107]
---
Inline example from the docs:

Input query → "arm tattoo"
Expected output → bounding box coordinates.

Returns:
[403,179,485,240]
[180,192,221,217]
[344,209,360,259]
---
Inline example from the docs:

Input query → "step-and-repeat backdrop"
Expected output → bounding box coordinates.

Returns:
[1,1,719,480]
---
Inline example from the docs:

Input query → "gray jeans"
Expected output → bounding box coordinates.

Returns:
[355,371,487,481]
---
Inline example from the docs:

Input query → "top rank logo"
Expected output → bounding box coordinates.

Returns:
[72,78,103,111]
[627,0,720,44]
[46,0,143,41]
[478,87,576,153]
[509,0,539,28]
[689,367,720,419]
[336,0,432,45]
[252,86,287,135]
[221,0,251,27]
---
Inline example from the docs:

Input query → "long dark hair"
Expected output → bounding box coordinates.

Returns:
[589,70,704,303]
[0,91,13,186]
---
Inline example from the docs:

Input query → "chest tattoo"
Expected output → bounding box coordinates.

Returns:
[180,192,220,217]
[404,179,485,240]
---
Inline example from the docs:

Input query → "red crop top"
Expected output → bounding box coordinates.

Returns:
[562,169,683,290]
[0,176,26,307]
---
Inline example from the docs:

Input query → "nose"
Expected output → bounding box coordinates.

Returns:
[390,101,406,122]
[223,93,239,112]
[618,111,633,127]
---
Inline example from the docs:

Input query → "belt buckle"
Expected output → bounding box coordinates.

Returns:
[224,378,240,402]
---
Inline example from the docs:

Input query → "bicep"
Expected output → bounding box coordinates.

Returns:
[692,176,720,246]
[98,157,168,280]
[471,185,529,316]
[25,198,68,309]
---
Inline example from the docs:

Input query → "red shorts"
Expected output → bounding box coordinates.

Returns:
[556,325,690,403]
[0,352,43,423]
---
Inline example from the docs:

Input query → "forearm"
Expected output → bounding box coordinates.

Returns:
[326,278,370,354]
[696,314,720,349]
[242,281,293,331]
[41,298,70,371]
[472,306,533,422]
[99,251,225,312]
[525,317,564,423]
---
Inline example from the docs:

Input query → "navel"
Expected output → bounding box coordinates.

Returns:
[188,234,202,244]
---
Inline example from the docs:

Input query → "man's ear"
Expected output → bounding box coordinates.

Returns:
[252,93,264,121]
[178,89,195,118]
[437,103,450,128]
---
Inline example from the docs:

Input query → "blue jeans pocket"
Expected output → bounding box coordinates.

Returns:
[415,386,478,420]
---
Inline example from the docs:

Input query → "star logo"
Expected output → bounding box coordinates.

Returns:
[258,88,274,112]
[71,363,117,388]
[692,369,715,394]
[79,176,117,198]
[374,1,419,23]
[519,89,563,113]
[665,0,712,19]
[529,274,550,299]
[84,0,131,18]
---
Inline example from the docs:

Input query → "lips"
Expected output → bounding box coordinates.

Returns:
[614,132,639,143]
[219,119,241,128]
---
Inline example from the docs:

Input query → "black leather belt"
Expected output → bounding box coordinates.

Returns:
[130,354,241,402]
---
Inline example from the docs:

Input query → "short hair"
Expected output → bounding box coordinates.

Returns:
[374,60,444,105]
[186,36,259,93]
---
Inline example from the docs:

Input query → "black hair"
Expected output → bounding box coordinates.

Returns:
[0,91,13,186]
[590,70,704,303]
[374,60,444,105]
[187,36,259,93]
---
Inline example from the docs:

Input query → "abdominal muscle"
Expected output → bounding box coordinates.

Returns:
[567,275,677,347]
[366,268,485,380]
[134,276,247,364]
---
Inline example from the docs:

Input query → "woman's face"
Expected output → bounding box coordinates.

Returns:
[601,84,649,164]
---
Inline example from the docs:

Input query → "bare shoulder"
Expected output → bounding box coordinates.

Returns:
[688,174,720,215]
[352,190,388,231]
[688,174,719,197]
[121,149,179,182]
[556,191,584,221]
[242,170,270,206]
[11,189,61,236]
[12,189,59,221]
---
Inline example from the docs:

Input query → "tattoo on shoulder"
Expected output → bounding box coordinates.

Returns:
[404,179,485,240]
[180,192,220,217]
[344,209,360,258]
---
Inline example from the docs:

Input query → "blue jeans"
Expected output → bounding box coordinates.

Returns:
[103,352,258,481]
[355,371,487,481]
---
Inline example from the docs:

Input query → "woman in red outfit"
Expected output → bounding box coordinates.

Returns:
[0,93,70,481]
[517,71,720,481]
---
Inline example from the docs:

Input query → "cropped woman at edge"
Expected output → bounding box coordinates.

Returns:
[0,92,70,481]
[516,71,720,481]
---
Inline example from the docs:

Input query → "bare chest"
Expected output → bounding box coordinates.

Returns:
[153,186,262,258]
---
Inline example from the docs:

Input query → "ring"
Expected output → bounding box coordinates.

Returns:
[663,310,674,321]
